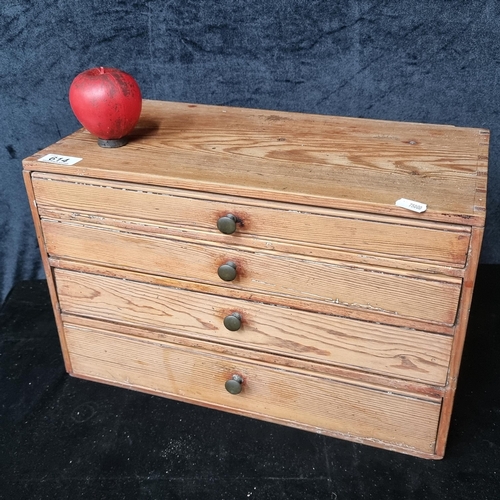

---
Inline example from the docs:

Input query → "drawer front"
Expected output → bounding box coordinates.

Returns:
[64,322,441,454]
[43,220,461,326]
[55,269,453,384]
[32,174,470,266]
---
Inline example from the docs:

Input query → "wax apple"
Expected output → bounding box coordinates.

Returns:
[69,67,142,147]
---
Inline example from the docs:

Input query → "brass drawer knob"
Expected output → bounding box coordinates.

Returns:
[225,374,243,394]
[218,261,237,281]
[223,312,242,331]
[217,214,237,234]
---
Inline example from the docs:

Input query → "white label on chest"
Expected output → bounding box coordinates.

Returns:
[38,154,83,166]
[395,198,427,213]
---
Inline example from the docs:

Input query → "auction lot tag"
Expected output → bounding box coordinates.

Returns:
[395,198,427,213]
[38,154,83,165]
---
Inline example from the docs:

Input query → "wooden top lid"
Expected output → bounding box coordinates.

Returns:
[23,99,488,226]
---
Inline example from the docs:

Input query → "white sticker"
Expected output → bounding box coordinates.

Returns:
[38,154,83,166]
[395,198,427,213]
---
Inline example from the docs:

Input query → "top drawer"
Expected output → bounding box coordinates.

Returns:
[31,174,470,267]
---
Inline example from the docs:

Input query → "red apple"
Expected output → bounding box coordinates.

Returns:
[69,67,142,147]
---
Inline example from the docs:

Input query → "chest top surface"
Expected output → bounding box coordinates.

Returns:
[23,99,488,226]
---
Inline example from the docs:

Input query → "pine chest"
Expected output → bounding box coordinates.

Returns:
[23,100,488,458]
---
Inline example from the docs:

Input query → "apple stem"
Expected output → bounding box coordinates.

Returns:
[99,66,105,74]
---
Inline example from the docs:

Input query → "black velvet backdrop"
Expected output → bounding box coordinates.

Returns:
[1,0,500,304]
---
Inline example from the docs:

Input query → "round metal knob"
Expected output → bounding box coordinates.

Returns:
[218,261,237,281]
[223,312,242,331]
[225,374,243,395]
[217,214,237,235]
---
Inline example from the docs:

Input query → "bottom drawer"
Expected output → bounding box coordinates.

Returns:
[64,322,441,456]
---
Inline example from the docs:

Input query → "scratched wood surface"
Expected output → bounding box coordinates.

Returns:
[49,258,458,335]
[32,173,471,267]
[23,100,488,226]
[55,269,453,385]
[42,219,462,326]
[434,227,485,456]
[64,322,441,455]
[22,99,489,459]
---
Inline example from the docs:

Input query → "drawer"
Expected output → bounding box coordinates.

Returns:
[32,173,470,266]
[42,220,462,326]
[63,322,442,455]
[55,269,453,385]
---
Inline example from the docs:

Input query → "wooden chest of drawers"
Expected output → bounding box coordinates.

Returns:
[23,100,488,458]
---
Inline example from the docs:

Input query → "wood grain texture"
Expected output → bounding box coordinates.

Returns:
[64,322,441,454]
[39,207,469,278]
[49,258,457,335]
[31,174,470,266]
[22,171,73,373]
[23,100,488,226]
[22,99,488,459]
[435,227,485,457]
[55,269,453,385]
[62,313,446,400]
[41,219,462,326]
